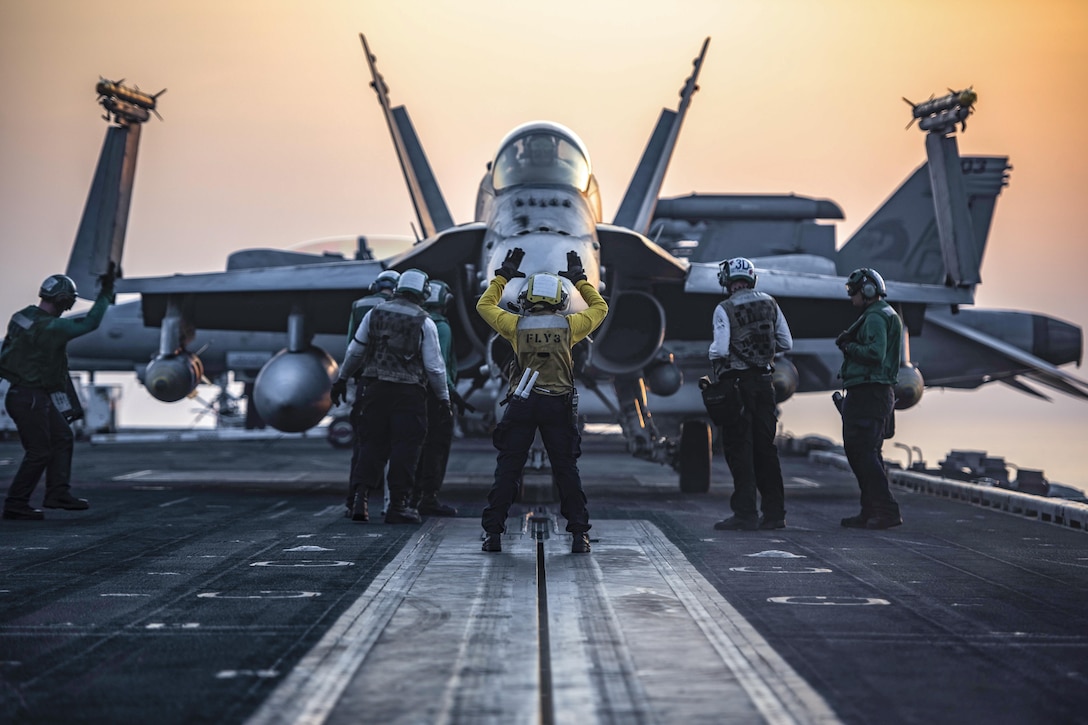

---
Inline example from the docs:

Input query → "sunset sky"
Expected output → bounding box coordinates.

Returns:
[2,1,1086,487]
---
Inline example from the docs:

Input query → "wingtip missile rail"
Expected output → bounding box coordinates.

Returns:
[95,78,166,125]
[903,87,977,134]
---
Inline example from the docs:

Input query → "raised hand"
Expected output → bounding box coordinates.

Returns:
[495,247,527,280]
[559,250,587,283]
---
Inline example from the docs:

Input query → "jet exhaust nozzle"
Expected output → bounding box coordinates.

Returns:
[143,351,204,403]
[252,347,338,432]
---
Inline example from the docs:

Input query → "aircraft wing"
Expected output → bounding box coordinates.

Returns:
[119,260,385,334]
[923,309,1088,400]
[684,261,976,304]
[597,225,688,282]
[382,224,487,276]
[673,260,981,342]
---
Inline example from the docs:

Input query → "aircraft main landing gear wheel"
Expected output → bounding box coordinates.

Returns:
[327,415,354,449]
[678,420,712,493]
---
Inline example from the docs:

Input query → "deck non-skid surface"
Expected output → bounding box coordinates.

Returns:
[249,518,838,725]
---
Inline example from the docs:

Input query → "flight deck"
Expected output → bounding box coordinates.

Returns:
[1,433,1086,724]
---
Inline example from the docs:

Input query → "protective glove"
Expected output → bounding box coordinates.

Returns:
[559,250,587,283]
[330,379,348,407]
[99,262,118,303]
[495,247,526,280]
[437,398,453,422]
[835,330,855,354]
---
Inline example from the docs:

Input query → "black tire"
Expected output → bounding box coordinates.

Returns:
[327,416,354,449]
[678,420,712,493]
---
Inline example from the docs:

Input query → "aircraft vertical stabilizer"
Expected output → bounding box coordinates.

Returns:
[66,80,161,299]
[613,38,709,235]
[836,155,1009,285]
[359,34,454,239]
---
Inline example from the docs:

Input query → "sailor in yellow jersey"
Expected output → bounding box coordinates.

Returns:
[476,249,608,553]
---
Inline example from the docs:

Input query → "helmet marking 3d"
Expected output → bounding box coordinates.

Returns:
[520,273,568,311]
[717,257,757,288]
[395,268,431,302]
[424,279,453,311]
[846,268,887,299]
[39,274,78,300]
[370,269,401,294]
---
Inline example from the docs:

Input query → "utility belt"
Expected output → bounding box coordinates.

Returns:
[6,382,84,423]
[716,367,772,381]
[712,358,772,381]
[500,371,579,426]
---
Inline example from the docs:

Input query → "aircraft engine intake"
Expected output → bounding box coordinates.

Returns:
[591,291,666,376]
[772,356,799,403]
[252,347,338,432]
[894,363,925,410]
[143,351,204,403]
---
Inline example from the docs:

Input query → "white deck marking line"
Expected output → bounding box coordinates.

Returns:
[248,519,840,724]
[114,469,153,480]
[244,519,444,725]
[633,520,841,724]
[563,550,659,722]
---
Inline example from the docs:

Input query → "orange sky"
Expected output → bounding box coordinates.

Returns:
[2,0,1087,486]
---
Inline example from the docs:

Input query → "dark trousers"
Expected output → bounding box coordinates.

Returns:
[481,393,589,534]
[842,383,900,517]
[4,386,75,509]
[346,381,385,509]
[352,382,427,508]
[413,388,454,501]
[717,372,785,520]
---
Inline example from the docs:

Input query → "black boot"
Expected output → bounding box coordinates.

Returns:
[43,491,89,510]
[384,496,421,524]
[351,493,369,522]
[3,505,44,521]
[417,495,457,517]
[482,532,502,552]
[571,532,591,553]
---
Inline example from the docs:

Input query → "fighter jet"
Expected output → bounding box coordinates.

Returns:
[59,42,1087,494]
[353,36,1088,490]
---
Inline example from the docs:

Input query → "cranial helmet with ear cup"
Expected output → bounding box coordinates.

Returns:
[394,268,431,302]
[423,279,453,312]
[370,269,401,294]
[518,273,568,311]
[717,257,757,288]
[846,268,887,299]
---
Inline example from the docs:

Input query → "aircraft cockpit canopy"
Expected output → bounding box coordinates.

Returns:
[491,123,592,192]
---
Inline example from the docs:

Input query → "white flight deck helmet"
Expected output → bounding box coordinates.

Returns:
[394,268,431,303]
[717,257,757,294]
[370,269,401,294]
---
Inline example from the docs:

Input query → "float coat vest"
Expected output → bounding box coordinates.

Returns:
[347,293,389,346]
[838,300,902,387]
[514,312,573,395]
[717,288,779,371]
[359,297,428,386]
